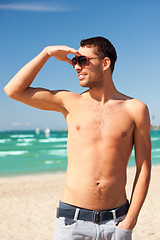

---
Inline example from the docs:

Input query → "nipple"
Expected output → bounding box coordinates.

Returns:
[76,125,80,130]
[122,132,126,137]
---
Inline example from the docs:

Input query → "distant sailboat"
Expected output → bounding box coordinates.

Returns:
[44,127,50,138]
[35,127,40,135]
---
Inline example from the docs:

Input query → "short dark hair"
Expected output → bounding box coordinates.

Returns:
[80,36,117,73]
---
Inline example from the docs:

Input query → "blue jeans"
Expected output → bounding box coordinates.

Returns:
[54,202,132,240]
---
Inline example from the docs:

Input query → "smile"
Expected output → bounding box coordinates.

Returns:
[78,74,87,80]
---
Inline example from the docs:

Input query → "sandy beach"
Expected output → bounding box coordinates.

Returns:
[0,165,160,240]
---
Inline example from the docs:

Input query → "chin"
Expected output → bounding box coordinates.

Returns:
[80,82,90,88]
[79,80,86,86]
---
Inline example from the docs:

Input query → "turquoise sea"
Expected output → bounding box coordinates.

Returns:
[0,130,160,176]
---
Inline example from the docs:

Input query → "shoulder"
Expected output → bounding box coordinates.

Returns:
[118,93,150,120]
[125,98,148,112]
[125,98,149,116]
[125,98,150,128]
[51,90,83,111]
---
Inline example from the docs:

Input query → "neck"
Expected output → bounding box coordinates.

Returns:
[89,74,118,103]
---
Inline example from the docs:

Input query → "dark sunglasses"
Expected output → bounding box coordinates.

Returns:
[72,56,103,68]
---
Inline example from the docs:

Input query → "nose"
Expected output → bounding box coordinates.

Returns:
[74,62,82,71]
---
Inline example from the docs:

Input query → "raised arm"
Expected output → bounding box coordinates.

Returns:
[4,46,78,112]
[118,101,151,230]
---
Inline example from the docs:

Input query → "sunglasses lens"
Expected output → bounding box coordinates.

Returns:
[78,56,88,66]
[72,56,88,68]
[72,57,77,68]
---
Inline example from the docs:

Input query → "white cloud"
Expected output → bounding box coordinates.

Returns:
[11,122,30,127]
[0,2,70,12]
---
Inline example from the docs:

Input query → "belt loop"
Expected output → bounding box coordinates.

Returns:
[74,208,80,221]
[111,209,117,223]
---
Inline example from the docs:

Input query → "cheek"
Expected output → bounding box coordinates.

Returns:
[92,67,103,78]
[86,64,103,79]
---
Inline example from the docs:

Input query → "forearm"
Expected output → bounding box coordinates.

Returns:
[124,163,151,229]
[4,47,50,97]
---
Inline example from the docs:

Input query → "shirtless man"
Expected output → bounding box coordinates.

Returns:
[4,37,151,240]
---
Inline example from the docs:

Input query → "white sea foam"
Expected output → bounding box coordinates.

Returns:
[48,149,67,155]
[0,150,28,157]
[0,139,11,143]
[16,143,32,146]
[10,134,34,138]
[54,144,67,148]
[152,155,160,159]
[45,160,62,164]
[17,138,35,142]
[39,137,67,143]
[151,137,160,141]
[152,148,160,152]
[45,160,54,164]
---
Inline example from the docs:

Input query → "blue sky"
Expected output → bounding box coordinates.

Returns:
[0,0,160,130]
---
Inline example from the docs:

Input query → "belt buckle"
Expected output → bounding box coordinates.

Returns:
[92,211,100,223]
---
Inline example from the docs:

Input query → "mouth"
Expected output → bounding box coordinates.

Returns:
[78,73,87,80]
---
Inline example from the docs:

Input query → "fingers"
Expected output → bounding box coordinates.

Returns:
[68,48,79,55]
[47,45,79,65]
[66,58,73,65]
[65,47,79,65]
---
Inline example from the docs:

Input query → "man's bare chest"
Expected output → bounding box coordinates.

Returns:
[67,102,135,141]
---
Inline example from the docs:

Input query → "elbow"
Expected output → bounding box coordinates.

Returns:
[4,85,14,98]
[4,85,19,99]
[136,160,151,183]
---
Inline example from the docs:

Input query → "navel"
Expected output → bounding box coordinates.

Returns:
[96,181,102,198]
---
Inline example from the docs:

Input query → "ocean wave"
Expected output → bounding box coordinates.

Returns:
[53,144,67,149]
[45,160,62,164]
[48,149,67,156]
[39,137,67,143]
[0,150,28,157]
[151,137,160,141]
[45,160,54,164]
[10,134,34,138]
[0,139,11,143]
[152,155,160,159]
[152,148,160,152]
[16,143,32,146]
[54,143,67,146]
[17,138,35,142]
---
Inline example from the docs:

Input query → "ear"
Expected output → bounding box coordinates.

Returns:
[103,57,111,71]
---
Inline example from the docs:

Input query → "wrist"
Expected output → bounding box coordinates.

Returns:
[43,46,52,58]
[121,215,137,229]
